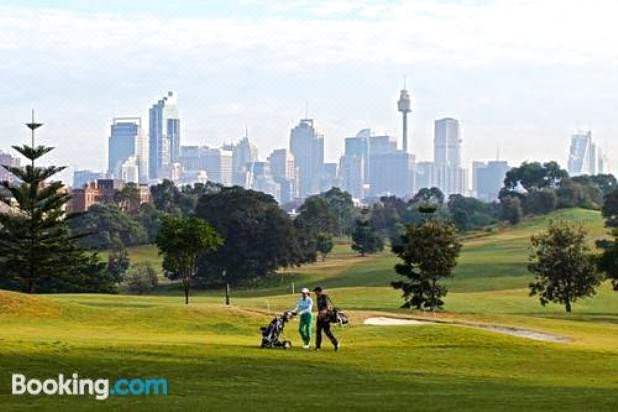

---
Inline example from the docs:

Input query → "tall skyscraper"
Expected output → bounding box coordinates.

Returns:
[339,154,364,200]
[369,151,415,198]
[434,118,462,168]
[343,129,397,198]
[568,131,603,176]
[268,149,296,203]
[397,85,412,152]
[232,135,259,187]
[289,118,324,199]
[108,117,143,180]
[268,149,295,181]
[433,118,467,195]
[414,161,434,192]
[320,163,339,192]
[474,161,511,202]
[149,91,180,180]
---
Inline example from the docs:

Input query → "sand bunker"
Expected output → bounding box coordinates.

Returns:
[363,317,571,343]
[364,317,435,326]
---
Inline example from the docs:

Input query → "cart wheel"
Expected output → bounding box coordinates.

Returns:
[283,340,292,349]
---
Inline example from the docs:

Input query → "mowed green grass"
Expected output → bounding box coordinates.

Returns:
[98,244,163,269]
[1,208,617,411]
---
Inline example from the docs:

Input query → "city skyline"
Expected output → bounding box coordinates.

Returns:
[1,0,617,183]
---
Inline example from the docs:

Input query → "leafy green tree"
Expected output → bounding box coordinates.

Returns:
[565,176,604,208]
[322,187,355,236]
[392,220,462,310]
[351,218,383,256]
[125,262,159,295]
[68,203,148,249]
[556,179,591,209]
[500,195,523,224]
[369,196,409,239]
[138,203,164,242]
[195,187,306,285]
[596,188,618,291]
[523,189,557,215]
[295,195,336,234]
[73,253,119,293]
[156,215,222,304]
[503,161,568,193]
[0,118,112,293]
[150,179,181,213]
[601,188,618,228]
[293,195,338,262]
[588,174,617,196]
[447,194,497,231]
[107,237,130,281]
[528,221,601,312]
[316,232,334,261]
[114,184,141,213]
[150,180,221,215]
[596,237,618,291]
[412,187,445,205]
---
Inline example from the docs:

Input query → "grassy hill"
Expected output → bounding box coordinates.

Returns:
[1,208,617,411]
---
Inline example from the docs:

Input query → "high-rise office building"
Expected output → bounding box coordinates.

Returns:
[73,169,107,189]
[339,154,364,200]
[320,163,339,192]
[414,161,435,192]
[251,161,281,202]
[149,91,180,180]
[268,149,295,180]
[434,118,462,168]
[369,151,415,198]
[471,161,486,195]
[202,147,233,186]
[433,118,467,195]
[121,156,140,183]
[179,145,232,186]
[289,118,324,199]
[179,145,201,171]
[232,136,259,187]
[342,129,398,198]
[567,131,604,176]
[0,150,21,184]
[108,117,143,181]
[268,148,296,201]
[474,161,511,202]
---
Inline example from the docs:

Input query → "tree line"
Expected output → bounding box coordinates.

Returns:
[390,187,618,313]
[499,161,616,224]
[2,136,618,310]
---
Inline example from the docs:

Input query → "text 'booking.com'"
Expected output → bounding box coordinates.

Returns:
[11,373,168,401]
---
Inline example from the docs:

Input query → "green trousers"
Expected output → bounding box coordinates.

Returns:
[298,312,313,345]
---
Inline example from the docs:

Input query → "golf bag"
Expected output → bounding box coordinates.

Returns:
[331,308,349,326]
[260,311,293,349]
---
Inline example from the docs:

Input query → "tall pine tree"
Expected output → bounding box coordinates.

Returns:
[0,112,114,293]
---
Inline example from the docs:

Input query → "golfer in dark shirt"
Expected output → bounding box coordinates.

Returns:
[313,286,339,351]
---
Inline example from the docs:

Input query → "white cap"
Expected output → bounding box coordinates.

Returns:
[301,287,310,294]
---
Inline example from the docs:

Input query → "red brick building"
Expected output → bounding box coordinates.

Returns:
[70,179,151,213]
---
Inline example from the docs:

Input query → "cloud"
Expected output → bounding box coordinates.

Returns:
[1,0,618,177]
[2,0,618,72]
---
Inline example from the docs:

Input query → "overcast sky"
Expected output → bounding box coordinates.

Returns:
[1,0,617,182]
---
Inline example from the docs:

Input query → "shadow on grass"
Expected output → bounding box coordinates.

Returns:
[0,346,617,412]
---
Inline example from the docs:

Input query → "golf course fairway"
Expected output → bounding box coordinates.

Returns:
[1,209,617,411]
